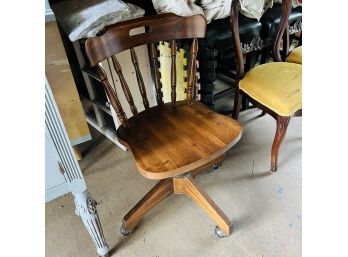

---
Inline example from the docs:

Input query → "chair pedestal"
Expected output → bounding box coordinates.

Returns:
[120,156,232,237]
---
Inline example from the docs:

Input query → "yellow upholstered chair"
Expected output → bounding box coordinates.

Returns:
[286,45,302,64]
[230,0,302,172]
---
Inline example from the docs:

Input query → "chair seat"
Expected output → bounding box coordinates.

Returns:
[117,101,243,180]
[240,62,302,116]
[286,46,302,64]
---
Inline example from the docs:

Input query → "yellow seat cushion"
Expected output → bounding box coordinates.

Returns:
[240,62,302,116]
[286,46,302,64]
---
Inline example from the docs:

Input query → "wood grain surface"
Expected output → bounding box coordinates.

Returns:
[46,22,90,144]
[117,101,242,180]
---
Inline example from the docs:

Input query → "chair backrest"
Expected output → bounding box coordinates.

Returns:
[85,13,207,128]
[230,0,293,79]
[274,2,302,61]
[271,0,293,62]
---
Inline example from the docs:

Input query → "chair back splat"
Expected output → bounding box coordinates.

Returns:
[85,14,207,127]
[170,40,177,108]
[130,48,150,111]
[272,0,292,62]
[149,42,163,106]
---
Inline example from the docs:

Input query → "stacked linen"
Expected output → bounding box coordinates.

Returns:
[151,0,204,17]
[151,0,301,23]
[199,0,274,22]
[51,0,145,41]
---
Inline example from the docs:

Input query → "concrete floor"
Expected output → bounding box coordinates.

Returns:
[46,107,302,257]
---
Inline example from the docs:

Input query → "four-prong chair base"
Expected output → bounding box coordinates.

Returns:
[120,162,232,237]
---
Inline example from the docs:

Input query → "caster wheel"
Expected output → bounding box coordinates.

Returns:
[214,226,227,238]
[120,223,132,236]
[212,164,219,170]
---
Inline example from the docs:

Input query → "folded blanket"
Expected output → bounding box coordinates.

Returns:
[51,0,145,41]
[200,0,231,23]
[152,0,301,23]
[240,0,274,20]
[151,0,204,17]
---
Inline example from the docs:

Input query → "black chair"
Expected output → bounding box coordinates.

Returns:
[260,3,302,63]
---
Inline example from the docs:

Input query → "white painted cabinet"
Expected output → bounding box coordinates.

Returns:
[45,80,109,257]
[45,127,69,202]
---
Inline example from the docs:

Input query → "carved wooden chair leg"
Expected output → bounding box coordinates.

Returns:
[232,91,242,119]
[173,175,232,237]
[271,116,291,172]
[121,178,174,235]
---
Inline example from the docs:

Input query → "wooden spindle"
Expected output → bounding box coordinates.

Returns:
[171,40,177,108]
[150,43,163,106]
[187,38,198,104]
[130,48,150,111]
[95,65,129,128]
[111,55,138,117]
[193,64,198,100]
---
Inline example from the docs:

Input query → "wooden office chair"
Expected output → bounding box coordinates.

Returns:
[230,0,302,172]
[85,14,243,237]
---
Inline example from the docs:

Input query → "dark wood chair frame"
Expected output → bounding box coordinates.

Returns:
[230,0,302,172]
[260,4,302,64]
[85,13,243,238]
